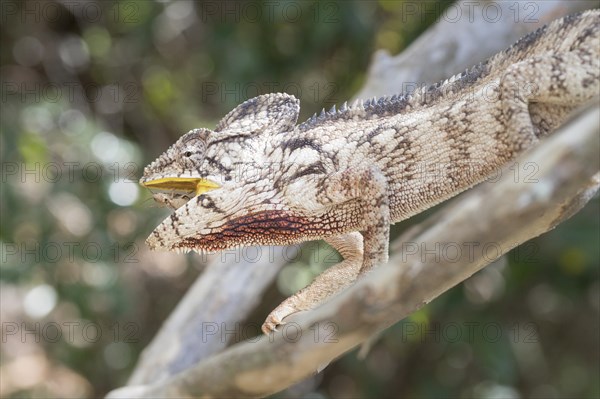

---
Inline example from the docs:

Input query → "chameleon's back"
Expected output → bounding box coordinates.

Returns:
[291,10,599,223]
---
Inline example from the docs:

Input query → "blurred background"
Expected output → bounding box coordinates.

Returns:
[1,0,598,398]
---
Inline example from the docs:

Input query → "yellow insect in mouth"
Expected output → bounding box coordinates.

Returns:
[141,177,220,196]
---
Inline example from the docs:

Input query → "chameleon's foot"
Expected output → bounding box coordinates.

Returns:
[261,303,297,335]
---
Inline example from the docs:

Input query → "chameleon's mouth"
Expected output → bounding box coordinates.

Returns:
[141,177,220,196]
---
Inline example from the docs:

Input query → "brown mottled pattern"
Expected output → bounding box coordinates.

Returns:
[140,11,600,333]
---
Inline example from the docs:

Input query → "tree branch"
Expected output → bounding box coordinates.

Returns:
[127,247,296,384]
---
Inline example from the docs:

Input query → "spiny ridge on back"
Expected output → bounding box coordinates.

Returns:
[297,60,488,131]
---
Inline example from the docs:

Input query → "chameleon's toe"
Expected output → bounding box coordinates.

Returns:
[261,316,284,335]
[262,302,300,335]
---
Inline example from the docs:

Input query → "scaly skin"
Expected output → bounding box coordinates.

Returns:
[140,11,599,334]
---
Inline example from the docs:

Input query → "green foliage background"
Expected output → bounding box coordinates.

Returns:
[1,1,598,398]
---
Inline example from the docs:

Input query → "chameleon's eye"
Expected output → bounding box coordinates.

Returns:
[179,142,206,170]
[177,131,208,169]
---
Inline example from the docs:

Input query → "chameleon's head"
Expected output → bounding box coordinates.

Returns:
[140,93,308,253]
[140,127,218,198]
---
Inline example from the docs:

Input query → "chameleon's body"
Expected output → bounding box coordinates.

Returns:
[140,11,599,334]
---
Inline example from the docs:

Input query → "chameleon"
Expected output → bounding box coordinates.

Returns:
[139,10,599,334]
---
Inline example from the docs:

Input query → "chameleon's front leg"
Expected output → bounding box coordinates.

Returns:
[262,232,364,334]
[262,167,390,334]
